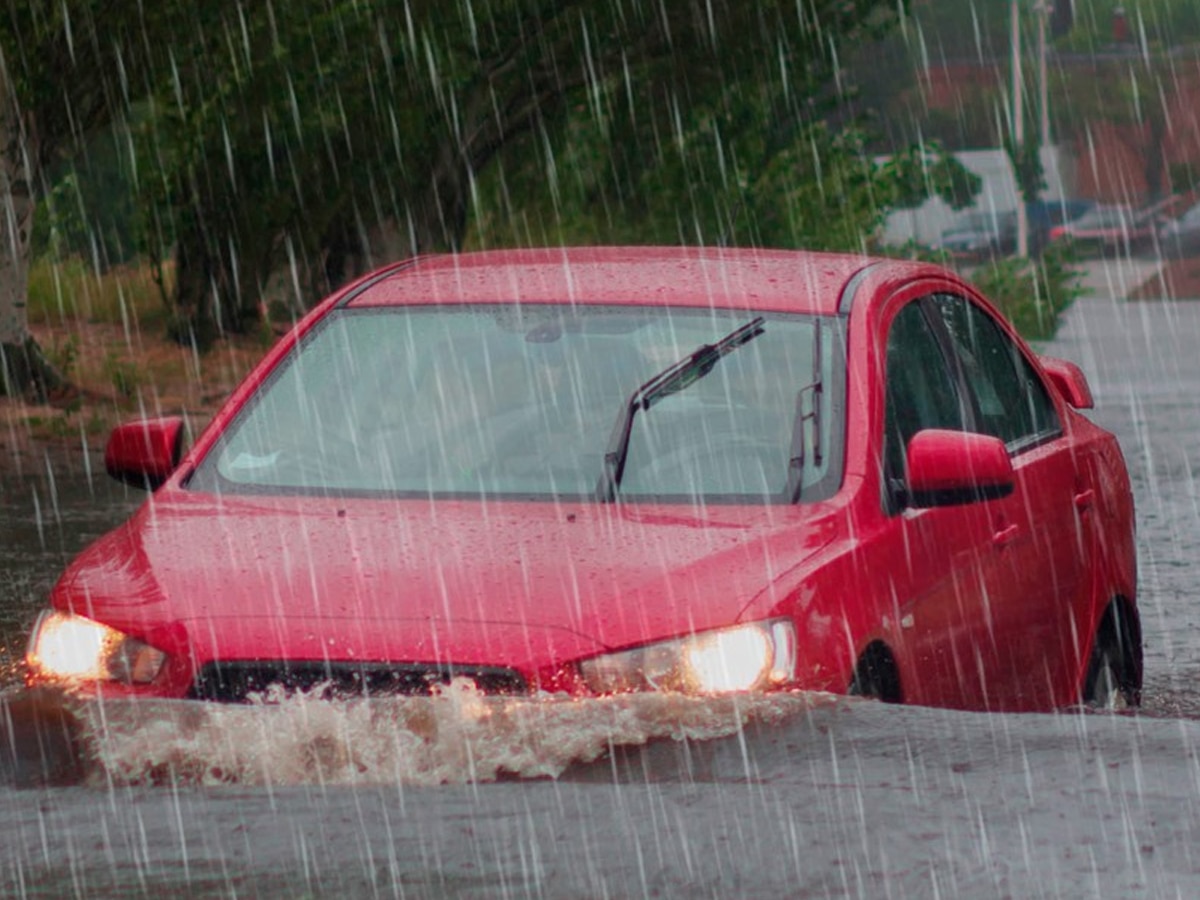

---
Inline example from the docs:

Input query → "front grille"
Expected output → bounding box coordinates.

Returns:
[189,661,529,703]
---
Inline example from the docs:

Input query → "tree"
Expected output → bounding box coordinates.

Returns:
[465,85,980,256]
[3,0,976,374]
[0,3,175,398]
[1050,54,1177,203]
[142,0,920,346]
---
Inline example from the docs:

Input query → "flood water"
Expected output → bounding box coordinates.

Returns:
[0,444,138,689]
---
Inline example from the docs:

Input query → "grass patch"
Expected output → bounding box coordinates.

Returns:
[27,256,173,330]
[19,256,264,435]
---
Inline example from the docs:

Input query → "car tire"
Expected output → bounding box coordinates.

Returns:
[1082,604,1142,710]
[848,643,902,704]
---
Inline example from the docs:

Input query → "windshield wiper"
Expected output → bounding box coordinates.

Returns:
[596,316,766,501]
[784,317,823,503]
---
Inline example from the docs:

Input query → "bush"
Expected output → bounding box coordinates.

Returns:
[878,242,1083,341]
[970,244,1084,341]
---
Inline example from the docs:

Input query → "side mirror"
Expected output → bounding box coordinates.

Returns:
[906,429,1014,508]
[1039,356,1094,409]
[105,417,185,490]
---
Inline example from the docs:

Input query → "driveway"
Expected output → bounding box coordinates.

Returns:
[1077,253,1164,300]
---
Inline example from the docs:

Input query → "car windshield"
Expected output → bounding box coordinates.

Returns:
[189,304,839,502]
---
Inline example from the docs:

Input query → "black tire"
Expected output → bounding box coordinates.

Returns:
[848,643,902,704]
[1083,605,1142,710]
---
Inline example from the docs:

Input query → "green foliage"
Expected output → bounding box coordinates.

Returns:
[1059,0,1200,50]
[26,257,168,327]
[970,243,1084,341]
[9,0,981,353]
[103,351,142,399]
[1169,161,1200,193]
[467,73,978,255]
[129,0,911,345]
[878,141,983,211]
[32,121,148,267]
[1049,52,1174,200]
[0,4,178,172]
[895,0,1200,57]
[44,334,79,381]
[876,240,1083,341]
[31,174,89,259]
[1003,134,1046,207]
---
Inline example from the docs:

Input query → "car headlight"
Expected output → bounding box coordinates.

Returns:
[26,610,167,685]
[579,620,796,695]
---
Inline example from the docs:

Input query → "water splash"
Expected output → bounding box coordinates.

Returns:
[78,681,833,788]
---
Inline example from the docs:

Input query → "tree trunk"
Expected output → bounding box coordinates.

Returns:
[170,209,261,350]
[170,221,219,349]
[1144,116,1168,203]
[0,53,63,400]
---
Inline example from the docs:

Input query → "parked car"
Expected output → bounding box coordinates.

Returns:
[1158,201,1200,257]
[937,210,1017,260]
[937,200,1094,260]
[1027,199,1096,255]
[1047,203,1160,254]
[23,247,1140,712]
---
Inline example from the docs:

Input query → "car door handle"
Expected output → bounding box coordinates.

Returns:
[1074,489,1095,512]
[992,524,1021,546]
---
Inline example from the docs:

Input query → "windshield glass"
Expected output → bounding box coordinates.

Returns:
[189,305,839,502]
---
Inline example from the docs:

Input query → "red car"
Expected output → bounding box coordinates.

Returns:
[24,247,1139,712]
[1046,203,1160,254]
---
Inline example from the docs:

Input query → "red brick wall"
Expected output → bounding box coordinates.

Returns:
[921,54,1200,204]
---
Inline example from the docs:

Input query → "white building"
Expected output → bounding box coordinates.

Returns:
[879,146,1073,248]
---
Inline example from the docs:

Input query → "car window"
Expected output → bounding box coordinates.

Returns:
[882,301,965,489]
[931,295,1060,448]
[190,304,840,503]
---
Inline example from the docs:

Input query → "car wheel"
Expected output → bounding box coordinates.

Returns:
[1082,606,1141,710]
[1085,649,1127,711]
[848,643,902,704]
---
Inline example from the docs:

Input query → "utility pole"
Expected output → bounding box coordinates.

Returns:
[1037,0,1050,147]
[1012,0,1029,257]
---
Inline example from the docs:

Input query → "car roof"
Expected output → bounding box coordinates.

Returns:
[345,246,891,316]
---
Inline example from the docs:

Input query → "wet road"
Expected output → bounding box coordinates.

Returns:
[1051,292,1200,717]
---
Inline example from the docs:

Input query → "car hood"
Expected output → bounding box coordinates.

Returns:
[54,490,839,672]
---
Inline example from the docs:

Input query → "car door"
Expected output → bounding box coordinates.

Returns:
[930,293,1092,710]
[876,297,1007,710]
